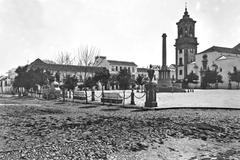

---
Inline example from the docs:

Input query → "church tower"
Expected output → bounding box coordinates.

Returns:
[175,6,198,80]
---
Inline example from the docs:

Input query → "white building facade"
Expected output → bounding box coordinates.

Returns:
[190,45,240,88]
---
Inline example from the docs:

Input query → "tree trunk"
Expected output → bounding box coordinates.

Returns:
[72,90,74,102]
[85,89,88,104]
[62,88,65,102]
[123,90,125,106]
[102,84,104,104]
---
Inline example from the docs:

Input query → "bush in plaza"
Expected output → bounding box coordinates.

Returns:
[93,68,110,95]
[183,71,199,88]
[83,77,97,89]
[202,69,223,89]
[136,74,144,92]
[62,75,78,100]
[228,70,240,89]
[13,66,51,96]
[117,68,132,90]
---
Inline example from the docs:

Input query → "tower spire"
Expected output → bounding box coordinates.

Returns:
[184,2,189,17]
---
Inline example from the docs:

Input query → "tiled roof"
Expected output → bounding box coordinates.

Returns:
[42,59,56,64]
[29,59,103,73]
[137,68,148,72]
[108,60,137,66]
[233,43,240,51]
[169,64,176,68]
[199,46,240,55]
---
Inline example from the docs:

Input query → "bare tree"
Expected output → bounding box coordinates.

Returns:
[77,46,100,80]
[55,51,75,65]
[77,46,100,66]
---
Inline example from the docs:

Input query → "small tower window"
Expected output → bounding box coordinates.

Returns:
[179,28,183,38]
[234,66,237,72]
[179,58,183,66]
[189,26,193,37]
[179,70,183,75]
[184,28,188,36]
[179,49,183,54]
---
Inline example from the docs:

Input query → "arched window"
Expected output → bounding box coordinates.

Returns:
[189,26,193,37]
[179,70,183,75]
[184,27,188,36]
[179,28,183,38]
[179,58,183,66]
[234,66,237,72]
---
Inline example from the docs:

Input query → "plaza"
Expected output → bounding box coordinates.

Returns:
[0,1,240,159]
[0,90,240,159]
[76,89,240,109]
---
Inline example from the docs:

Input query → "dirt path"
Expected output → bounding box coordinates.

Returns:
[0,97,240,159]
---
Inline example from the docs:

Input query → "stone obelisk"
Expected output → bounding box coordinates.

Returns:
[158,33,171,90]
[162,33,167,67]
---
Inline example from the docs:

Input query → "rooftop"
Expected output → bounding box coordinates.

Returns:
[137,68,148,72]
[107,60,137,66]
[29,59,103,73]
[199,45,240,55]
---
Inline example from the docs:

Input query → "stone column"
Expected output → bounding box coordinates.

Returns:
[162,33,167,66]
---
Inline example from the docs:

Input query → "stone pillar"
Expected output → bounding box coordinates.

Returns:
[91,89,95,101]
[145,82,157,107]
[130,89,135,105]
[162,33,167,66]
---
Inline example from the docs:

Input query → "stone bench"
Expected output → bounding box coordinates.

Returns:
[73,91,86,100]
[101,92,123,104]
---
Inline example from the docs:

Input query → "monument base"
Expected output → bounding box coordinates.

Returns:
[145,82,158,108]
[157,80,185,92]
[145,101,158,107]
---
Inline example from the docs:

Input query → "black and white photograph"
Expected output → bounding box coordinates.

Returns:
[0,0,240,159]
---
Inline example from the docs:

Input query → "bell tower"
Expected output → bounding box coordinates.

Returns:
[175,6,198,80]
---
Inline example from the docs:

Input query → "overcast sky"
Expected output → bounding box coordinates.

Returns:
[0,0,240,75]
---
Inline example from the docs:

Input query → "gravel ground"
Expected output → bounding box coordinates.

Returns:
[0,96,240,160]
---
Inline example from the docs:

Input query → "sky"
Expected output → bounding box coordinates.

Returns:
[0,0,240,75]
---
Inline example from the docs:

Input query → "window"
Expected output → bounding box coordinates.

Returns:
[128,67,130,72]
[189,26,193,37]
[234,66,237,72]
[79,75,83,82]
[120,66,122,71]
[179,28,183,38]
[184,28,188,36]
[179,49,183,54]
[179,70,183,75]
[132,67,135,72]
[111,66,114,71]
[179,58,183,66]
[116,66,118,71]
[220,68,222,72]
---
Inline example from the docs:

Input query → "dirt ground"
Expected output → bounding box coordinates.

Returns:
[0,96,240,160]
